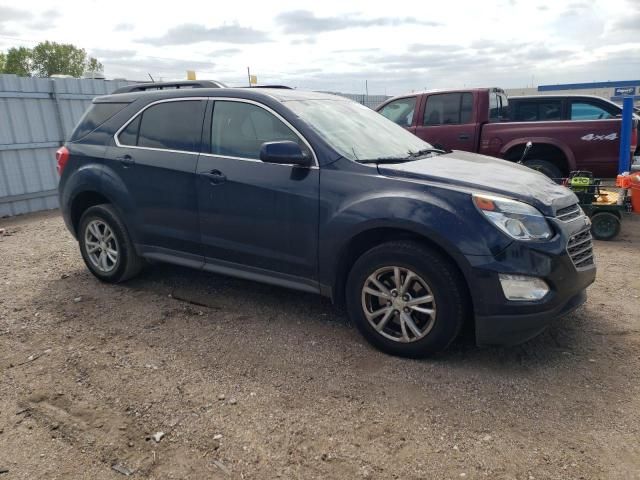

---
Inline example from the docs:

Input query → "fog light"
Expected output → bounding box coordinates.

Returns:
[499,274,549,301]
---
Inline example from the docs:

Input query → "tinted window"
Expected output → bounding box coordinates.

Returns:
[513,100,562,121]
[571,102,614,120]
[118,115,140,146]
[379,97,416,127]
[211,101,306,160]
[71,102,128,141]
[423,93,473,125]
[119,100,206,152]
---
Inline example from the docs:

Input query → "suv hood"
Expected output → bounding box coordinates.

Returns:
[376,150,577,216]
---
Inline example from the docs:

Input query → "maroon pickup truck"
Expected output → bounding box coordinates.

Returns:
[376,88,638,178]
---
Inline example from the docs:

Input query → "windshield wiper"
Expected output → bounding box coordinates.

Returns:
[358,148,446,164]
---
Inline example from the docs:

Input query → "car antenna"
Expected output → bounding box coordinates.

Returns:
[147,73,155,83]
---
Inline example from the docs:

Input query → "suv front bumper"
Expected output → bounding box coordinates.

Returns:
[465,219,596,346]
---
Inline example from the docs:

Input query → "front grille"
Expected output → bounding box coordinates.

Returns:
[556,204,582,222]
[567,229,594,269]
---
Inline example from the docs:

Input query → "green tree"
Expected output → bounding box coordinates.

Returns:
[85,56,104,74]
[31,41,87,77]
[3,47,32,76]
[0,52,5,72]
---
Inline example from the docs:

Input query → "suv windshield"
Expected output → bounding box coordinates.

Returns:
[285,99,433,162]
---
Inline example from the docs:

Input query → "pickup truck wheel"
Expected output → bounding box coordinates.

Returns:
[346,241,466,357]
[78,204,143,283]
[523,159,563,179]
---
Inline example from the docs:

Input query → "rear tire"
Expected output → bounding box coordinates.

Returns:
[523,159,563,179]
[78,204,143,283]
[345,241,467,358]
[590,211,621,241]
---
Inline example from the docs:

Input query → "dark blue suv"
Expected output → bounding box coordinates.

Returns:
[57,82,596,357]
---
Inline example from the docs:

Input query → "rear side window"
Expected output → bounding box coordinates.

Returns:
[71,102,128,141]
[423,93,473,125]
[118,100,206,153]
[513,100,562,121]
[379,97,416,127]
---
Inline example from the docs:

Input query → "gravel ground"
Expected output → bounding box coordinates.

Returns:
[0,210,639,480]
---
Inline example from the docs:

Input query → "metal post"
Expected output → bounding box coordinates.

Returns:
[618,96,634,174]
[49,79,66,145]
[247,67,251,87]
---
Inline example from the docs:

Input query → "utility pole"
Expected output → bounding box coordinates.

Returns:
[247,67,251,87]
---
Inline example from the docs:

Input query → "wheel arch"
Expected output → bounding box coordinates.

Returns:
[502,138,576,176]
[331,226,474,324]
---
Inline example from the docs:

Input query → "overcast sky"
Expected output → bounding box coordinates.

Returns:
[0,0,638,94]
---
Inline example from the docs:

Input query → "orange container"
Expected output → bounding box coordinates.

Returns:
[631,174,640,213]
[616,174,632,189]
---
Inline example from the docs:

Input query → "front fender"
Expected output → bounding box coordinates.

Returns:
[318,188,512,294]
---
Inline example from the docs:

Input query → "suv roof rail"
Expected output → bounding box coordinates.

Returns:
[246,85,293,89]
[112,80,227,94]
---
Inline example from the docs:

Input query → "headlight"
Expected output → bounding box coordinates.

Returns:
[473,194,552,241]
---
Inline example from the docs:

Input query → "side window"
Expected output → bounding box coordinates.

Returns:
[118,100,206,153]
[460,93,473,124]
[571,102,614,120]
[211,101,308,160]
[513,102,539,121]
[423,93,472,125]
[378,97,416,127]
[489,92,509,121]
[118,115,140,146]
[513,100,562,121]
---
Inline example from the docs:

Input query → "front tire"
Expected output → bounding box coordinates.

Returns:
[346,241,467,358]
[78,204,143,283]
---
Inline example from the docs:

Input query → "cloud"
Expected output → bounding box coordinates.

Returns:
[275,10,440,34]
[291,36,316,45]
[614,11,640,31]
[91,48,137,59]
[0,6,32,21]
[208,47,242,57]
[137,23,270,46]
[114,23,135,32]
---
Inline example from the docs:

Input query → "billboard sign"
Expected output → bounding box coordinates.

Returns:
[614,86,636,96]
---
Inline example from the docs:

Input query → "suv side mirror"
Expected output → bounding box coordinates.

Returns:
[260,141,311,167]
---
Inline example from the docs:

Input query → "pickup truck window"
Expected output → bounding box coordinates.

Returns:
[489,92,509,122]
[423,93,473,126]
[570,102,615,120]
[379,97,416,127]
[513,100,562,121]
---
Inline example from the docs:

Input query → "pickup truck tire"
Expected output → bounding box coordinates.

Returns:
[346,241,466,358]
[78,204,143,283]
[523,159,563,179]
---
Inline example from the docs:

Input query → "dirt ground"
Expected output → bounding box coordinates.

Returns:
[0,210,639,480]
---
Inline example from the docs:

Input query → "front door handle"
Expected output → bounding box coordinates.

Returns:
[200,169,226,185]
[116,154,134,168]
[458,133,470,140]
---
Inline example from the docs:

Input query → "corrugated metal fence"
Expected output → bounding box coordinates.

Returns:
[0,74,132,217]
[0,75,390,217]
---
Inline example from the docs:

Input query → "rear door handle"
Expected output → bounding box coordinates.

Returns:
[458,134,470,140]
[200,169,226,185]
[116,154,134,168]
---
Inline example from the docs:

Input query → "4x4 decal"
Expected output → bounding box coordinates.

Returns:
[581,133,618,141]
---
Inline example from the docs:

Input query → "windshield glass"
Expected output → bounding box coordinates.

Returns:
[285,99,433,161]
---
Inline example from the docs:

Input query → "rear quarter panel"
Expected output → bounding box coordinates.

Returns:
[480,120,622,177]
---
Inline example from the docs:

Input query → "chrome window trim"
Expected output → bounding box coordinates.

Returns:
[113,96,319,167]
